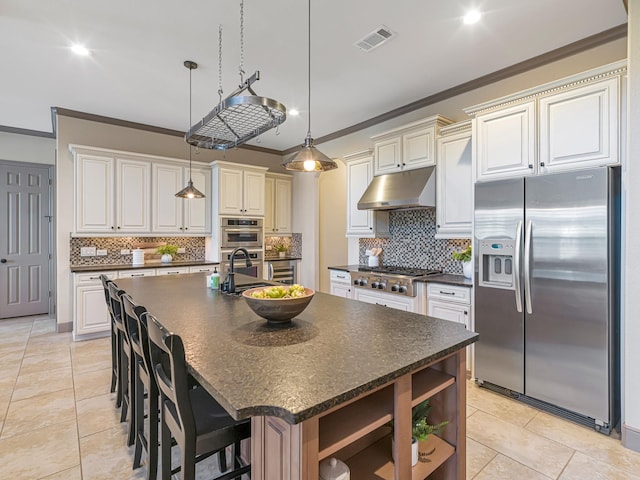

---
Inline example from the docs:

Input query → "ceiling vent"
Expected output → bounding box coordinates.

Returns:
[354,25,395,52]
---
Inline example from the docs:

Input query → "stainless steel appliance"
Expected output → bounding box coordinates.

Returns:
[266,259,298,285]
[220,218,263,249]
[219,249,263,279]
[352,266,441,297]
[357,167,436,210]
[474,167,619,433]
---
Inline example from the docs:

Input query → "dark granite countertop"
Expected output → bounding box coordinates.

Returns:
[116,273,477,424]
[328,266,472,287]
[71,260,219,273]
[264,256,302,262]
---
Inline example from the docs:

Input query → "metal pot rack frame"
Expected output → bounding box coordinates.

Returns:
[185,71,287,150]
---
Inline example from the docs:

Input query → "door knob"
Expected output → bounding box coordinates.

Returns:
[0,259,7,263]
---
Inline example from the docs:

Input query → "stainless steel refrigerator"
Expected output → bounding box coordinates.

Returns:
[474,166,619,433]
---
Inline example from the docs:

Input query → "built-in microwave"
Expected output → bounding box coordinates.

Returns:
[220,218,263,249]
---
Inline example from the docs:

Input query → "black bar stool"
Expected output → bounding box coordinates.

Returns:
[146,313,251,480]
[99,274,119,398]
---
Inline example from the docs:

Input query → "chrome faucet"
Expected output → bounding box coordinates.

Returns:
[223,247,253,294]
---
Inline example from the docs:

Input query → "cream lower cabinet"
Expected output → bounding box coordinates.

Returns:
[265,174,292,235]
[435,121,472,238]
[344,151,389,238]
[329,270,352,299]
[73,271,117,340]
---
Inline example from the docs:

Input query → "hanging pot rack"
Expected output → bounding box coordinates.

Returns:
[185,70,286,150]
[185,1,286,150]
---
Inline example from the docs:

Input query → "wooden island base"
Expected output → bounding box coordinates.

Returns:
[251,349,466,480]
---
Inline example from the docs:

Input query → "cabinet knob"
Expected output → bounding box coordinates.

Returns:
[0,258,7,263]
[396,164,400,167]
[402,163,406,166]
[111,226,115,230]
[184,227,188,231]
[540,162,545,167]
[117,226,120,229]
[528,164,533,169]
[370,227,373,230]
[437,224,440,228]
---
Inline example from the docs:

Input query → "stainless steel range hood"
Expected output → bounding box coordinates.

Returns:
[357,166,436,210]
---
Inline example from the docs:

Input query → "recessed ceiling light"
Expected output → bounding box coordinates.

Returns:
[289,109,300,116]
[71,44,90,56]
[463,10,482,25]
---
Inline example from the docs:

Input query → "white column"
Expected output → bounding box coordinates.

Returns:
[292,172,320,290]
[623,0,640,452]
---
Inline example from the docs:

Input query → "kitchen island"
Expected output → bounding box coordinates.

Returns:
[117,273,477,480]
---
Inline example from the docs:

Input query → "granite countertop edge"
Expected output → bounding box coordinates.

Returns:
[228,333,478,423]
[328,265,473,287]
[71,260,219,272]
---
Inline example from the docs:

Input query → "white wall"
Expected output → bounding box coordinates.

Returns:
[623,0,640,451]
[0,132,55,165]
[291,171,320,290]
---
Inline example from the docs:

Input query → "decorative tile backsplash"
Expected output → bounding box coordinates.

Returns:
[359,209,471,274]
[264,233,302,258]
[70,237,206,265]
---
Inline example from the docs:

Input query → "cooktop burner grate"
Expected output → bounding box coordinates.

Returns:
[358,266,442,277]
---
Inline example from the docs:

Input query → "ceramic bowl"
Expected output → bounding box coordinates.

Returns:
[242,287,315,323]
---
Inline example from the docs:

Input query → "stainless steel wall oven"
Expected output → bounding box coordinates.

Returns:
[220,218,263,249]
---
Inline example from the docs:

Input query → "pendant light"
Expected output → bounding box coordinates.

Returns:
[176,60,206,199]
[282,0,337,172]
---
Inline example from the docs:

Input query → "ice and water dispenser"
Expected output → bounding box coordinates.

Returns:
[478,240,516,289]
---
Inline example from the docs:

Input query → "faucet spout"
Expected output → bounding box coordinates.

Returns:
[225,247,253,294]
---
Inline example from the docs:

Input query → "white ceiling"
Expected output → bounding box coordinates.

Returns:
[0,0,627,152]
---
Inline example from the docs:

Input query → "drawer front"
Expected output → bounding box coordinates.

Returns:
[75,271,117,284]
[427,283,470,304]
[330,269,351,284]
[188,265,218,274]
[156,267,190,276]
[117,269,156,278]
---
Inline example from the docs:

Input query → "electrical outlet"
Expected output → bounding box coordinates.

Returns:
[96,249,107,256]
[266,245,273,251]
[177,247,186,254]
[121,249,131,255]
[365,249,372,256]
[80,247,96,257]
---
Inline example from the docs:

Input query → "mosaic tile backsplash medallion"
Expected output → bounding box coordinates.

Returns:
[264,233,302,259]
[70,237,206,266]
[359,209,471,274]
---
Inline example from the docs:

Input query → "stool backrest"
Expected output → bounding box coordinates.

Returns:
[146,314,195,435]
[120,294,148,363]
[100,274,113,315]
[107,282,126,330]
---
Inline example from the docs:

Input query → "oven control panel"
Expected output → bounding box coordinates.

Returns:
[353,274,416,296]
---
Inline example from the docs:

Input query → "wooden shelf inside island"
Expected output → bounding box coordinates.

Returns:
[346,434,455,480]
[412,367,455,406]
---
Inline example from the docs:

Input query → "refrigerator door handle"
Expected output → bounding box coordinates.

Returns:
[514,220,523,313]
[524,219,533,314]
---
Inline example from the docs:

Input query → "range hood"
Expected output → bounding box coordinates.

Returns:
[357,166,436,210]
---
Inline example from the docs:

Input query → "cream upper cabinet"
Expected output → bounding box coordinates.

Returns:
[474,101,536,182]
[436,121,472,238]
[152,163,184,233]
[371,116,452,176]
[75,154,115,233]
[539,77,619,173]
[265,173,292,235]
[344,150,389,238]
[214,162,266,216]
[183,167,211,233]
[466,61,626,182]
[116,158,151,233]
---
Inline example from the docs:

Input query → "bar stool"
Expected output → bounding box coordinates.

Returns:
[146,313,251,480]
[99,274,119,397]
[108,282,135,446]
[121,294,158,480]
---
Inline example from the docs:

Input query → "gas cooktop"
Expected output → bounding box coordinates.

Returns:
[358,266,442,277]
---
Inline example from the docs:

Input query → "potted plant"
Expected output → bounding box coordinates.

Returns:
[274,242,288,258]
[389,399,448,466]
[452,245,472,279]
[156,244,179,263]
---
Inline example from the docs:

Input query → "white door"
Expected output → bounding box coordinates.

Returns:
[264,176,275,233]
[346,157,373,235]
[218,168,244,215]
[75,285,111,335]
[330,284,352,299]
[428,300,469,327]
[75,154,114,232]
[274,178,292,233]
[402,127,435,170]
[243,170,265,216]
[116,158,150,233]
[0,163,51,318]
[183,167,210,233]
[374,137,401,175]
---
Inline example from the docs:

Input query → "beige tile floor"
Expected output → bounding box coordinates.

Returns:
[1,315,640,479]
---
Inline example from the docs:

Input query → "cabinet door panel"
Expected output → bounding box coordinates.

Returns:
[76,155,114,233]
[184,167,210,233]
[76,286,110,335]
[428,300,468,326]
[476,101,535,181]
[374,138,401,175]
[330,284,352,299]
[539,78,618,172]
[274,178,292,233]
[116,159,150,233]
[346,158,373,235]
[403,127,435,169]
[243,170,266,216]
[152,164,183,232]
[354,290,413,312]
[219,168,244,215]
[264,176,275,233]
[436,131,472,236]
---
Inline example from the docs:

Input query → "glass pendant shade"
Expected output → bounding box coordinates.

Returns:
[283,135,338,172]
